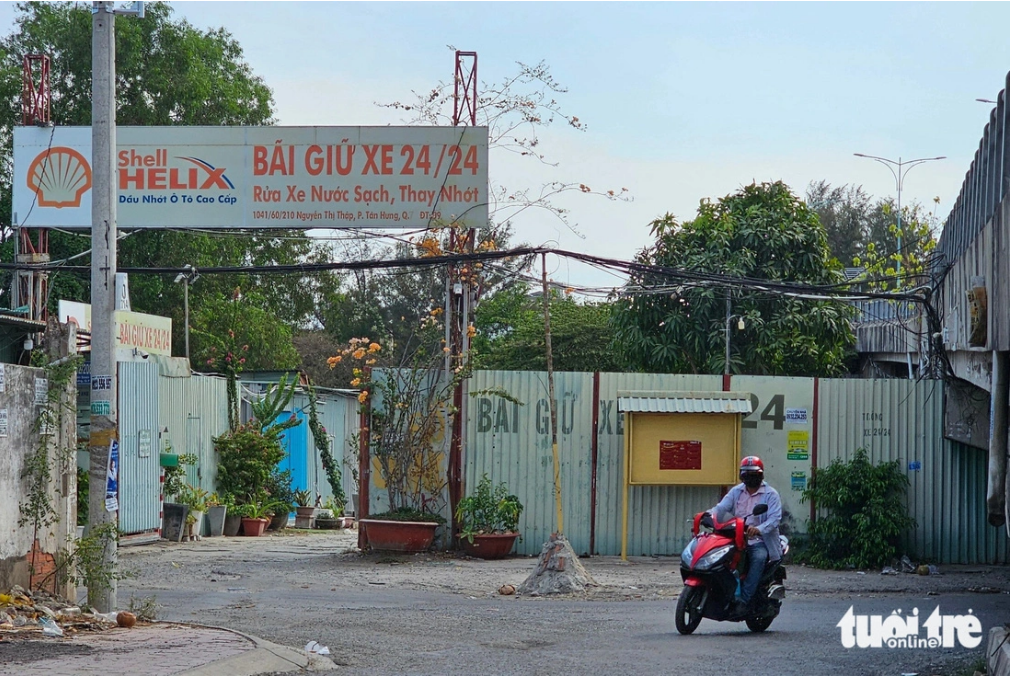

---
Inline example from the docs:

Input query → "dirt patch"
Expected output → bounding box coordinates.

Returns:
[0,637,95,666]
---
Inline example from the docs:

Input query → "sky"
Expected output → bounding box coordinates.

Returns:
[2,1,1008,290]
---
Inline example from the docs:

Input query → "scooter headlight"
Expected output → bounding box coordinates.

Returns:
[681,539,697,567]
[693,544,733,571]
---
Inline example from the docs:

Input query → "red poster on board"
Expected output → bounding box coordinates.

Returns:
[659,440,702,470]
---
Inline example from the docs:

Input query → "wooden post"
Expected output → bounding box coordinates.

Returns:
[541,253,563,535]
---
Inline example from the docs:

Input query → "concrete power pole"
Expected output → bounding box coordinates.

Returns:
[88,0,118,612]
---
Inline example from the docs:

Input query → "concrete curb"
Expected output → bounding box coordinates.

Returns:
[989,626,1010,677]
[171,623,337,676]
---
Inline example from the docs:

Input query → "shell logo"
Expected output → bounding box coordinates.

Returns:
[26,146,93,208]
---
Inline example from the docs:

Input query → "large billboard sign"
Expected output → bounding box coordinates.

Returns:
[59,300,172,357]
[14,126,488,230]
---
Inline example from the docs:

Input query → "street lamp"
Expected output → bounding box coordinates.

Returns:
[976,98,997,104]
[724,292,746,376]
[852,152,946,284]
[173,265,199,362]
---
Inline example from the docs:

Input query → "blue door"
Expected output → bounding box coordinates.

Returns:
[278,408,309,492]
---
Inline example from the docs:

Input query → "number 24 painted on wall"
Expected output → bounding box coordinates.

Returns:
[742,394,785,430]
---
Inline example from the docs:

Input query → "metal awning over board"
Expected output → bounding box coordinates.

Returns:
[617,391,753,415]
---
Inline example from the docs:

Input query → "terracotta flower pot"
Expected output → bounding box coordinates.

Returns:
[459,533,519,560]
[240,517,269,537]
[359,519,437,552]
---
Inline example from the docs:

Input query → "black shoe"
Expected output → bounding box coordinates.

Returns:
[730,600,749,618]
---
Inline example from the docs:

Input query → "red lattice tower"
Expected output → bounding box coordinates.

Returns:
[452,51,477,127]
[448,50,478,537]
[22,54,50,126]
[16,54,52,322]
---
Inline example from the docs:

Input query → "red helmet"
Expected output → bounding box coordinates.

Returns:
[740,456,764,473]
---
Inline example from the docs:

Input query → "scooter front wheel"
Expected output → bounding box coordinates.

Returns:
[675,585,704,634]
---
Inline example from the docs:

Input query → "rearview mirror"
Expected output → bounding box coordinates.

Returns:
[752,504,768,516]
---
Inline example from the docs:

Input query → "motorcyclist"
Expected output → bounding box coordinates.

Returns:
[707,456,782,617]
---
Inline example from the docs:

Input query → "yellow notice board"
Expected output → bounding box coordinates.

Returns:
[625,412,740,486]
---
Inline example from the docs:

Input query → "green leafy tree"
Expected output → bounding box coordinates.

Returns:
[612,181,855,377]
[805,181,940,289]
[805,181,881,266]
[0,2,336,369]
[472,283,626,372]
[853,200,940,291]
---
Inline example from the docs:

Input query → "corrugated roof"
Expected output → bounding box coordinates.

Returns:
[617,390,753,415]
[0,313,46,331]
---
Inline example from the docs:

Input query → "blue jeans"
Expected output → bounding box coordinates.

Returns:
[741,542,768,604]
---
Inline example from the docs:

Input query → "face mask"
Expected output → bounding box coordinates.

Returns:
[741,473,762,489]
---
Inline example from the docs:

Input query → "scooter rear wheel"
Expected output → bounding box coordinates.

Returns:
[675,586,704,635]
[745,616,774,632]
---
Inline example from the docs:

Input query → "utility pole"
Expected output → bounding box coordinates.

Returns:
[88,0,118,613]
[724,292,731,376]
[174,265,198,363]
[89,0,144,613]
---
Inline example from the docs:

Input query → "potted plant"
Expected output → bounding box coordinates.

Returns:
[205,492,228,537]
[314,507,341,530]
[294,489,316,528]
[332,334,467,552]
[222,494,243,537]
[265,469,295,531]
[239,502,271,537]
[214,373,298,530]
[161,452,197,542]
[455,474,524,559]
[179,484,208,542]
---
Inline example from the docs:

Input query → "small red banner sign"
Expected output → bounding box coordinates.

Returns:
[659,440,702,470]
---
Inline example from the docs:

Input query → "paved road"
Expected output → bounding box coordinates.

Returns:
[117,534,1003,675]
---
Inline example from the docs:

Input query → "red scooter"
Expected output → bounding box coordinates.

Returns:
[676,504,788,634]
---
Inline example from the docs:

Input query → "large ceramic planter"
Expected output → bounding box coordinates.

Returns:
[162,502,189,542]
[205,506,227,537]
[359,519,437,552]
[241,517,269,537]
[315,517,342,530]
[223,513,243,537]
[459,533,519,560]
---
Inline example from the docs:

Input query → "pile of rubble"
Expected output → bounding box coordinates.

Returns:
[0,585,120,638]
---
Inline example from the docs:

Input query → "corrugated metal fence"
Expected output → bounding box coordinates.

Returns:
[818,379,1008,564]
[159,369,229,496]
[118,362,161,534]
[418,371,1010,563]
